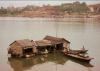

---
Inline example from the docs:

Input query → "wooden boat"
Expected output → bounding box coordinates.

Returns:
[65,53,93,63]
[66,55,94,67]
[69,49,88,54]
[69,46,88,54]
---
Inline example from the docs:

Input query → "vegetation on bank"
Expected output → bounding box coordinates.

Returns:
[60,2,89,13]
[0,1,100,18]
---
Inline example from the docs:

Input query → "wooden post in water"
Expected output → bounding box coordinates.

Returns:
[55,18,59,38]
[56,23,58,37]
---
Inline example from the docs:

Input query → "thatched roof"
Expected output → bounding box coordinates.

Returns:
[44,35,70,44]
[10,39,35,48]
[35,40,52,47]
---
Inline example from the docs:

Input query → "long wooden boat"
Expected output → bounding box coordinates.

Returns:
[65,53,93,63]
[69,49,88,54]
[69,46,88,54]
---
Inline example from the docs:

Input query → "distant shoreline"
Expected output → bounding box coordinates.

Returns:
[0,2,100,19]
[0,16,100,23]
[0,14,100,19]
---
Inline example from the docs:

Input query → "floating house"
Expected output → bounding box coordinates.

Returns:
[35,40,55,54]
[8,39,37,57]
[44,36,70,51]
[8,36,70,57]
[7,36,92,62]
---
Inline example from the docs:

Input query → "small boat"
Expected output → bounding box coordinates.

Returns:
[69,46,88,54]
[65,53,93,63]
[69,49,88,54]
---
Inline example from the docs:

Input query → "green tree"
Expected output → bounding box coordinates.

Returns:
[0,7,7,14]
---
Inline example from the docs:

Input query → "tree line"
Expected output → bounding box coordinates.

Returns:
[0,1,99,16]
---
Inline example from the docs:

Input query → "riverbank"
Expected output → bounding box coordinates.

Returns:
[0,16,100,23]
[0,14,100,19]
[0,17,91,23]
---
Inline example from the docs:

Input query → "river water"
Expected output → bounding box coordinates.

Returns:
[0,17,100,71]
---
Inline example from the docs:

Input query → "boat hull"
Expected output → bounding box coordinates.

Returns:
[65,54,91,63]
[69,50,88,54]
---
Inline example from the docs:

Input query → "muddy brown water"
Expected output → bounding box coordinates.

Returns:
[0,17,100,71]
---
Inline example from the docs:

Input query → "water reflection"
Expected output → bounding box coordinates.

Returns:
[8,53,68,71]
[1,17,99,71]
[8,52,93,71]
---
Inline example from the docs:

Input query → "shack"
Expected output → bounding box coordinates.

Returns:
[8,39,37,57]
[44,36,70,51]
[8,36,70,57]
[35,40,54,54]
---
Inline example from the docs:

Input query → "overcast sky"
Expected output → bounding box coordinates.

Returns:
[0,0,100,8]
